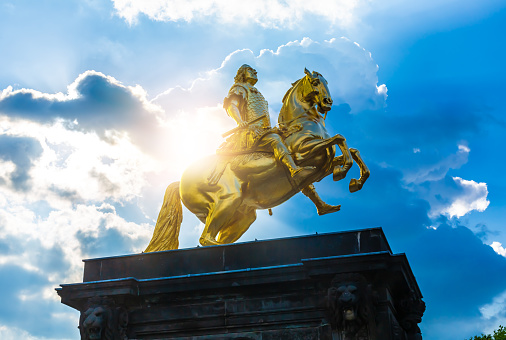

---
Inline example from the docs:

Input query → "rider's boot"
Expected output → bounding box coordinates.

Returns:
[279,153,314,178]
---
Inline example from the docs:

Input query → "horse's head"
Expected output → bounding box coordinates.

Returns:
[301,68,333,113]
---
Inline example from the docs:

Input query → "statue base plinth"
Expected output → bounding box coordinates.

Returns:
[57,228,425,339]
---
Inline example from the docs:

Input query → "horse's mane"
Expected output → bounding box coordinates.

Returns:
[282,77,304,104]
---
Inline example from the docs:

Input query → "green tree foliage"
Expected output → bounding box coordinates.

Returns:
[468,325,506,340]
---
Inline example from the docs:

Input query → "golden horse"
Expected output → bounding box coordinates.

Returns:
[145,69,369,251]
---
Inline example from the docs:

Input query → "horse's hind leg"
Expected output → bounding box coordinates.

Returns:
[302,184,341,216]
[199,192,244,246]
[217,206,257,244]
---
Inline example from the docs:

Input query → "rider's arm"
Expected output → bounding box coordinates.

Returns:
[226,98,248,128]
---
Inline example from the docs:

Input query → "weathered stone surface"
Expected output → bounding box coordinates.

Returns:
[56,228,425,339]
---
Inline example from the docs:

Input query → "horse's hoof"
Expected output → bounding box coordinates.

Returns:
[199,235,220,246]
[317,204,341,216]
[333,170,346,181]
[349,178,363,193]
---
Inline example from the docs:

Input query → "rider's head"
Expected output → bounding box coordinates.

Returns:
[235,64,258,85]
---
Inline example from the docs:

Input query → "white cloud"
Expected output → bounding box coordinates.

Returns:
[412,176,489,221]
[0,70,164,155]
[441,177,489,218]
[479,289,506,335]
[0,117,156,208]
[154,37,387,116]
[491,242,506,257]
[0,160,16,185]
[458,144,470,153]
[1,70,151,107]
[0,324,43,340]
[401,143,489,220]
[0,194,152,295]
[420,175,490,219]
[0,117,154,309]
[111,0,366,27]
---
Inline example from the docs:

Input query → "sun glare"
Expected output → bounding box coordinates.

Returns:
[163,105,235,176]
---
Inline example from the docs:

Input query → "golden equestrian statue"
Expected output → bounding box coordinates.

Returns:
[145,65,370,251]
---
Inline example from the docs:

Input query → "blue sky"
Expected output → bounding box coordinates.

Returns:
[0,0,505,339]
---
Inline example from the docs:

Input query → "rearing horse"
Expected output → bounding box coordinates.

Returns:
[145,69,369,252]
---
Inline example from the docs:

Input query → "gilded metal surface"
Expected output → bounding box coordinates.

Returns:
[145,66,370,251]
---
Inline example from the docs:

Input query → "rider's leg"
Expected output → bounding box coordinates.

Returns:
[301,184,341,216]
[261,134,313,177]
[217,207,257,244]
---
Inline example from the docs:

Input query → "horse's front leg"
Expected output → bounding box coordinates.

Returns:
[348,148,370,192]
[333,137,353,181]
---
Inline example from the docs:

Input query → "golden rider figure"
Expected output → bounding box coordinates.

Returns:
[218,64,313,179]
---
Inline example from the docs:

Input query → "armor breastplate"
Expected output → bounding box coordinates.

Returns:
[243,85,270,128]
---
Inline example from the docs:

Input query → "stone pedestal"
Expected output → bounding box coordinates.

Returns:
[56,228,425,339]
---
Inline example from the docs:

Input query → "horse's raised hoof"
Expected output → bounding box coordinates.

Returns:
[199,235,220,246]
[333,169,346,181]
[349,178,363,193]
[317,204,341,216]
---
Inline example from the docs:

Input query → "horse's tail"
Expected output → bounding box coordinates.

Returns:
[144,182,183,252]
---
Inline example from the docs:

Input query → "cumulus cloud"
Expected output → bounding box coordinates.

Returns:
[0,113,154,339]
[0,70,163,152]
[111,0,366,27]
[110,0,504,31]
[0,197,151,338]
[0,117,155,207]
[393,143,489,219]
[411,174,489,219]
[0,324,43,340]
[0,136,43,191]
[440,177,489,218]
[154,37,387,115]
[491,242,506,257]
[479,289,506,335]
